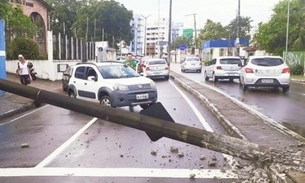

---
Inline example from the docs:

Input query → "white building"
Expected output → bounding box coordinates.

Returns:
[145,18,169,57]
[172,22,184,42]
[130,14,144,55]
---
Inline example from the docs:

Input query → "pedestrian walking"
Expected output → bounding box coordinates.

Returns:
[16,54,32,85]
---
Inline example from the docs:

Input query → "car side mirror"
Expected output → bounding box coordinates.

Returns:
[88,76,97,81]
[238,63,243,67]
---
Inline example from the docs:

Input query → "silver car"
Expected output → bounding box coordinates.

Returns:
[141,59,170,80]
[181,56,202,73]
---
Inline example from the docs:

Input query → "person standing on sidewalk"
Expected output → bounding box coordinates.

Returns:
[16,54,32,85]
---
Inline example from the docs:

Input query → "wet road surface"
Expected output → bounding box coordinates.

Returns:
[170,63,305,137]
[0,79,237,182]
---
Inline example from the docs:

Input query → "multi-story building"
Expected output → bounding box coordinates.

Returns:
[171,22,183,42]
[145,18,169,57]
[130,14,144,55]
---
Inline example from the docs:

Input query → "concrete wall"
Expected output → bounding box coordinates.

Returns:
[6,59,95,81]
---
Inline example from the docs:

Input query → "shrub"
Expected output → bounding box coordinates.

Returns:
[290,64,304,75]
[7,37,39,60]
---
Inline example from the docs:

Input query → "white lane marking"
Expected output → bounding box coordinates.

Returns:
[0,168,237,179]
[35,117,98,168]
[169,80,237,169]
[0,105,50,127]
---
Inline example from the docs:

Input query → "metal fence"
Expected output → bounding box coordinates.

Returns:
[53,33,95,60]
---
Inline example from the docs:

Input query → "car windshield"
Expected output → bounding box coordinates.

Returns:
[98,65,139,79]
[148,60,167,65]
[186,58,200,61]
[251,58,284,66]
[219,58,241,65]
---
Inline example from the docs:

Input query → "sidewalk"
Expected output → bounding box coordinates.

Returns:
[0,72,305,182]
[0,73,63,119]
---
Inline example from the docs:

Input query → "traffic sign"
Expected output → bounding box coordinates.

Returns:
[98,47,103,52]
[179,44,186,51]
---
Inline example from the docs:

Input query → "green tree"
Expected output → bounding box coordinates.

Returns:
[225,16,253,39]
[170,36,193,50]
[45,0,89,38]
[253,0,304,55]
[197,19,228,42]
[5,5,35,45]
[0,0,9,19]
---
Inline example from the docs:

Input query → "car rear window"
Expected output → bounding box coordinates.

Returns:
[148,60,166,65]
[186,57,200,61]
[219,58,241,65]
[251,58,284,66]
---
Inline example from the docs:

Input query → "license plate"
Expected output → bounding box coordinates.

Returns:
[261,79,274,83]
[136,93,149,100]
[153,72,162,75]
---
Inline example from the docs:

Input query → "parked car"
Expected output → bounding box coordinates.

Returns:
[181,56,202,73]
[62,65,74,92]
[204,56,242,82]
[239,56,290,92]
[67,61,158,109]
[138,58,170,80]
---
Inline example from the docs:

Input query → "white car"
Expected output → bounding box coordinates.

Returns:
[67,62,158,109]
[239,56,290,92]
[204,56,242,82]
[181,56,202,73]
[139,58,170,80]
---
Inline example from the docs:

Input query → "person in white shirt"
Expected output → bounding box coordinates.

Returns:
[17,54,32,85]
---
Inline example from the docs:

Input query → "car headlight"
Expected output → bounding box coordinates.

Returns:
[113,84,129,91]
[150,81,156,89]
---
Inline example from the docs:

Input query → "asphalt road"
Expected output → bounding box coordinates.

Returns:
[0,79,237,182]
[170,63,305,138]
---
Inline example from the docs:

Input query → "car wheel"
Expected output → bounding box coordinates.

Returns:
[68,90,76,98]
[229,78,234,82]
[198,69,202,73]
[164,76,169,80]
[100,95,113,107]
[140,103,152,109]
[204,71,209,81]
[212,73,218,82]
[282,86,290,93]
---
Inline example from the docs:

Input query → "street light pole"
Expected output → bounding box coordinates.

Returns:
[167,0,172,65]
[237,0,241,57]
[285,0,290,62]
[141,14,151,56]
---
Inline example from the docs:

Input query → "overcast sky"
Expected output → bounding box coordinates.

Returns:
[116,0,282,28]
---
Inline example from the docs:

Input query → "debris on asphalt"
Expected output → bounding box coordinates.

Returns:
[199,155,206,160]
[21,143,29,148]
[178,152,184,158]
[189,173,196,179]
[151,150,157,156]
[208,161,217,167]
[170,146,179,153]
[120,154,124,158]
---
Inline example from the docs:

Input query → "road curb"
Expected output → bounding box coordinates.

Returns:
[0,102,36,120]
[170,74,248,141]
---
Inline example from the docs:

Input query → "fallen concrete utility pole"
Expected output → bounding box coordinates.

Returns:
[0,78,304,169]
